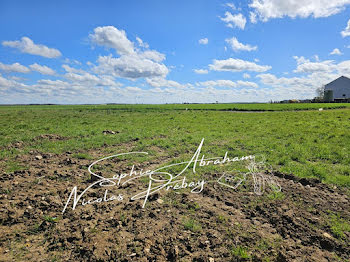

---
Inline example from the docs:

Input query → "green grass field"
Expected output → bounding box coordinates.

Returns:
[1,103,349,188]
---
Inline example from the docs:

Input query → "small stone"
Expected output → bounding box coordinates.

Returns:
[144,248,150,253]
[129,253,136,257]
[323,232,332,239]
[306,185,311,189]
[27,206,32,210]
[209,258,215,262]
[253,219,261,226]
[173,245,179,257]
[35,155,43,160]
[281,204,288,211]
[102,130,116,135]
[156,199,164,204]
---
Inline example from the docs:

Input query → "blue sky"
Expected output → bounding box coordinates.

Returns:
[0,0,350,104]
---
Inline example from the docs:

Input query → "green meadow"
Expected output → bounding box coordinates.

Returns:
[0,103,349,188]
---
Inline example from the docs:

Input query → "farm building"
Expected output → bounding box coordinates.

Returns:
[324,76,350,102]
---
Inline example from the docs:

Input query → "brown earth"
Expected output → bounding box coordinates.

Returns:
[0,144,349,262]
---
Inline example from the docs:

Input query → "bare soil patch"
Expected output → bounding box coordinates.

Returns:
[0,147,349,261]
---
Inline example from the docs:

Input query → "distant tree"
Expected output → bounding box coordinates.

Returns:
[316,85,325,99]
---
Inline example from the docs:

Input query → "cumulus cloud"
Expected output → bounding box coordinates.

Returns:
[138,50,165,62]
[199,38,208,45]
[256,72,342,100]
[250,12,257,23]
[220,12,246,29]
[136,36,149,48]
[64,70,122,87]
[197,79,258,88]
[146,77,192,89]
[0,62,30,73]
[29,63,55,75]
[341,19,350,37]
[2,37,61,58]
[292,56,350,75]
[193,69,208,74]
[255,55,350,100]
[226,3,236,10]
[249,0,350,22]
[0,74,24,88]
[90,26,169,79]
[209,58,271,72]
[330,48,343,55]
[90,26,135,55]
[225,37,257,52]
[293,56,335,73]
[62,64,86,74]
[243,73,251,79]
[94,55,168,79]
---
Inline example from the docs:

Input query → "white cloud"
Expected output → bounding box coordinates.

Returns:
[330,48,343,55]
[292,56,350,76]
[220,12,246,29]
[90,26,135,55]
[197,79,258,88]
[2,37,61,58]
[37,79,70,88]
[138,50,165,62]
[64,71,122,87]
[90,26,169,80]
[256,72,343,100]
[95,54,168,79]
[62,64,87,74]
[249,0,350,22]
[136,36,149,48]
[293,56,335,73]
[335,60,350,75]
[243,73,251,79]
[146,77,192,89]
[250,12,257,23]
[0,74,25,88]
[226,3,236,10]
[125,86,142,92]
[193,69,208,74]
[225,37,257,52]
[29,63,55,75]
[64,58,82,65]
[255,56,350,100]
[199,38,209,45]
[64,72,99,83]
[0,62,30,73]
[341,19,350,37]
[209,58,271,72]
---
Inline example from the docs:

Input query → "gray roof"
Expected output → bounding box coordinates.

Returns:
[325,76,350,86]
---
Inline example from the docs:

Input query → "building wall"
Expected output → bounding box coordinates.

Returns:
[324,77,350,100]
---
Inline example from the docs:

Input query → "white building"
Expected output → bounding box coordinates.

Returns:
[324,76,350,102]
